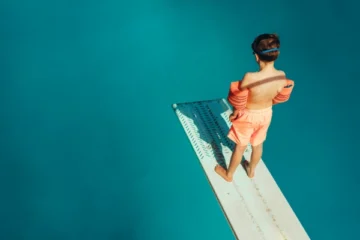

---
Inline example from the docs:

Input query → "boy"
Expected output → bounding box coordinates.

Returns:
[215,33,294,181]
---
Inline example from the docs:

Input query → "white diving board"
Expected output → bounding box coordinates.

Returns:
[172,99,310,240]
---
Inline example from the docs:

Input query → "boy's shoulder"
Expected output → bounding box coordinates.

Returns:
[239,72,256,90]
[241,71,260,85]
[242,71,256,81]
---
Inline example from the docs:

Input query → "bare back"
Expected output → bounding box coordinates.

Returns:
[242,69,286,110]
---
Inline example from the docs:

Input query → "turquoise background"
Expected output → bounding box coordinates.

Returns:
[1,0,359,239]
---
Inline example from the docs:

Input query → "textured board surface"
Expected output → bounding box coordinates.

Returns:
[172,99,310,240]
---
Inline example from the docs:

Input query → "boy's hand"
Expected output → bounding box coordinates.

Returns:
[229,111,239,122]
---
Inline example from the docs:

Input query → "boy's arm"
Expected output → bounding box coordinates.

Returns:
[227,73,251,113]
[272,80,295,105]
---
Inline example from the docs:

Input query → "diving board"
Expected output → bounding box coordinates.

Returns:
[172,99,310,240]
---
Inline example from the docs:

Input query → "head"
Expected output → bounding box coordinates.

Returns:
[251,33,280,64]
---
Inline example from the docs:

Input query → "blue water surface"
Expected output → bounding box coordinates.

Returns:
[1,0,359,239]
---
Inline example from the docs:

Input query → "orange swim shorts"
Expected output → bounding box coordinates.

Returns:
[228,107,273,146]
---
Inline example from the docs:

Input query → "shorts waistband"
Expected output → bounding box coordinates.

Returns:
[244,106,272,113]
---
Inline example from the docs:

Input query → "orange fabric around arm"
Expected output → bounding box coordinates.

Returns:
[227,81,249,111]
[273,79,294,104]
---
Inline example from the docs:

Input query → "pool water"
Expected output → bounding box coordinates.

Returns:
[1,0,359,239]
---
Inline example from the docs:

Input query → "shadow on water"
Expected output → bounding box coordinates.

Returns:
[174,99,244,170]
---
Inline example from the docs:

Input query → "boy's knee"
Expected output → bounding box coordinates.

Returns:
[235,144,247,151]
[251,143,263,151]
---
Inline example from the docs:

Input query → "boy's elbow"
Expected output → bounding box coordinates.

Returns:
[273,96,290,105]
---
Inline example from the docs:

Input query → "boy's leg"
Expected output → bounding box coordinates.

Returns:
[246,118,271,178]
[215,144,247,182]
[246,143,263,178]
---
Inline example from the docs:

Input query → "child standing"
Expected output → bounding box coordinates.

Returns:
[215,33,294,181]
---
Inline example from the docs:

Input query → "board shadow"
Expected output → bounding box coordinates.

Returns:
[175,99,240,170]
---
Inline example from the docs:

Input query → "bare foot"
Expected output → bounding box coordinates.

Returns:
[244,161,255,178]
[215,165,232,182]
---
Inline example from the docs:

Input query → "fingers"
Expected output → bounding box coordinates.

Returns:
[229,116,236,122]
[230,111,242,122]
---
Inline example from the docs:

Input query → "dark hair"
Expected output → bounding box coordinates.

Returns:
[251,33,280,62]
